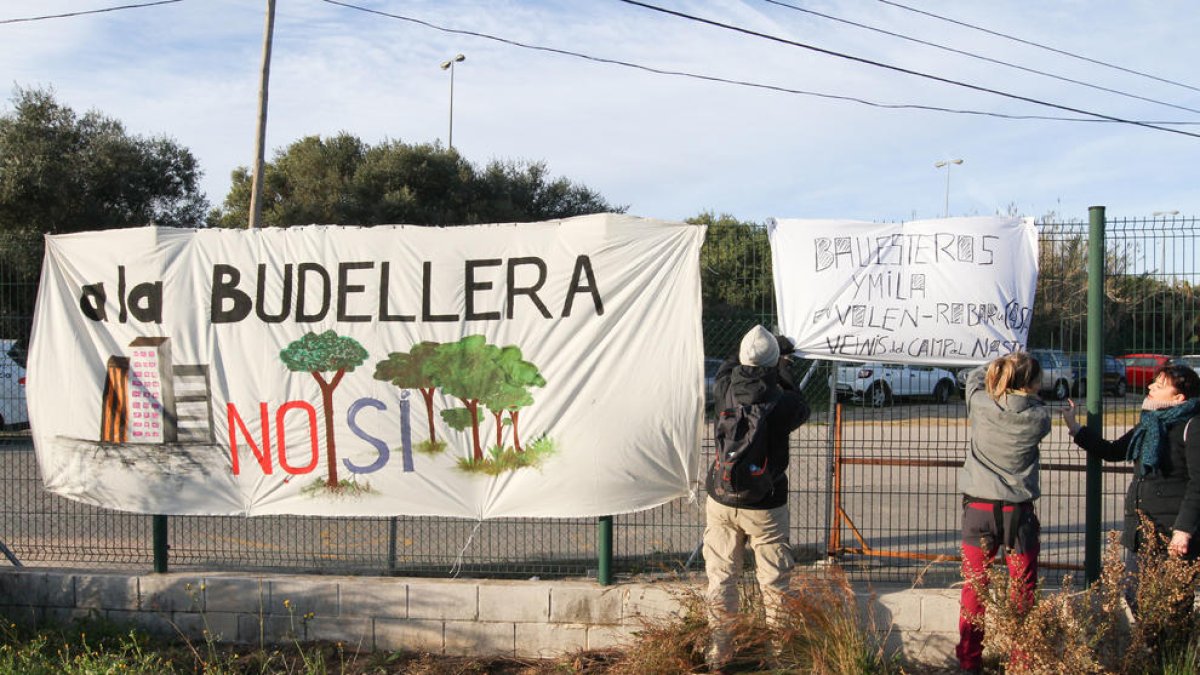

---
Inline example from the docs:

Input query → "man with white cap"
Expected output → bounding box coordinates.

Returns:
[703,324,810,671]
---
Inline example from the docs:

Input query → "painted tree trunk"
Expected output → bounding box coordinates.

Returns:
[420,387,437,441]
[509,410,523,452]
[464,399,482,461]
[492,411,504,449]
[315,370,345,488]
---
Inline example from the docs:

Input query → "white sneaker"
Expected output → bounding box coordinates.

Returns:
[706,634,732,672]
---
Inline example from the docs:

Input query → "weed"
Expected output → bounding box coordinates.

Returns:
[606,584,709,674]
[975,519,1200,674]
[0,613,172,674]
[1121,517,1200,675]
[772,569,900,674]
[608,568,898,674]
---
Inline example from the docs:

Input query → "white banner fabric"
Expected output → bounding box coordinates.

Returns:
[28,215,705,518]
[769,216,1037,367]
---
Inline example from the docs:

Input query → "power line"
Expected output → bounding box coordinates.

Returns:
[319,0,1199,129]
[760,0,1200,116]
[877,0,1200,94]
[0,0,182,25]
[616,0,1200,139]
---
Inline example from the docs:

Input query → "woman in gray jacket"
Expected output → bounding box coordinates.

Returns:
[956,352,1052,673]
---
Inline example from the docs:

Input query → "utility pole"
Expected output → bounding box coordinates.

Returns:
[248,0,276,229]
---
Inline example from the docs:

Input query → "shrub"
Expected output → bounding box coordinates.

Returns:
[975,519,1200,674]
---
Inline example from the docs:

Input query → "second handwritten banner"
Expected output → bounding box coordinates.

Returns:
[768,216,1038,367]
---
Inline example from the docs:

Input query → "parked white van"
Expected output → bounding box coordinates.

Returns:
[0,339,28,429]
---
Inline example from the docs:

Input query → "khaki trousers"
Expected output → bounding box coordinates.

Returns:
[703,496,794,654]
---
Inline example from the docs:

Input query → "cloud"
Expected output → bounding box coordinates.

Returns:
[3,0,1199,223]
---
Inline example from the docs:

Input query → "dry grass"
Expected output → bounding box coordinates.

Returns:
[973,518,1200,674]
[10,530,1195,674]
[607,568,899,674]
[771,569,899,674]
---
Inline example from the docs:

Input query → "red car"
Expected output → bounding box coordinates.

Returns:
[1118,353,1174,390]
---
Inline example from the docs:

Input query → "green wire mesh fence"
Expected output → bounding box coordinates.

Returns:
[1,216,1196,585]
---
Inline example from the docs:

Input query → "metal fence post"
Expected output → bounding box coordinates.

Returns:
[1084,205,1106,583]
[387,516,398,575]
[153,514,168,573]
[597,515,613,585]
[823,368,837,558]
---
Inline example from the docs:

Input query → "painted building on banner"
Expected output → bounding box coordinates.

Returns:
[99,336,214,445]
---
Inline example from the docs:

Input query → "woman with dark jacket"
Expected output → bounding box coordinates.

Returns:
[1062,364,1200,563]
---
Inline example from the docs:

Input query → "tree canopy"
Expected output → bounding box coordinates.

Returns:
[0,87,208,234]
[208,132,624,228]
[690,212,776,357]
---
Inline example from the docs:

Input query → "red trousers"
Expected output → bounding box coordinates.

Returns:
[956,501,1039,671]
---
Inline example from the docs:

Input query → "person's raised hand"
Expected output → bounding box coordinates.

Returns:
[1061,398,1082,436]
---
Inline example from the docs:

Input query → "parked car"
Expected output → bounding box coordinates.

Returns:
[1027,349,1075,400]
[1119,353,1174,390]
[704,357,723,411]
[1175,354,1200,375]
[835,362,958,407]
[0,339,28,429]
[1068,353,1128,397]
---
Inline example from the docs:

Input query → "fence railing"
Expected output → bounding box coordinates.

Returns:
[2,215,1197,586]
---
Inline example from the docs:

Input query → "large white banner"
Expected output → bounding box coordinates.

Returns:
[769,216,1037,366]
[28,215,705,518]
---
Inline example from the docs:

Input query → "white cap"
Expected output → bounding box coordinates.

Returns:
[738,325,780,367]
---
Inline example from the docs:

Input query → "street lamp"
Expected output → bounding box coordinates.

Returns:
[440,53,465,149]
[1153,211,1179,269]
[934,158,964,218]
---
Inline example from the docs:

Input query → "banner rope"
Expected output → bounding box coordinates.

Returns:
[449,520,483,578]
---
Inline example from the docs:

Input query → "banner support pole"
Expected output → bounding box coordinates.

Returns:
[153,514,168,573]
[598,515,613,585]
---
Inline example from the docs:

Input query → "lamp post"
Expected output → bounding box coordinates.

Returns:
[440,53,465,149]
[934,158,963,218]
[1153,211,1179,271]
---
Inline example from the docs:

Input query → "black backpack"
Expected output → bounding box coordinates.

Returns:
[705,396,779,507]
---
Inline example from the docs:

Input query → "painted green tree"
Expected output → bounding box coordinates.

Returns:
[373,341,443,451]
[428,335,504,462]
[482,345,546,452]
[440,407,482,438]
[279,330,369,488]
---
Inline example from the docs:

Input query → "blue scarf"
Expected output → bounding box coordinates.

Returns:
[1127,398,1200,474]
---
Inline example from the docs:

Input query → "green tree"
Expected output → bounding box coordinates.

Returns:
[208,133,621,227]
[352,139,476,225]
[482,345,546,452]
[1027,221,1199,355]
[0,87,207,341]
[428,335,504,461]
[0,87,208,233]
[691,211,773,312]
[373,341,442,448]
[279,330,369,488]
[474,159,615,223]
[690,211,775,356]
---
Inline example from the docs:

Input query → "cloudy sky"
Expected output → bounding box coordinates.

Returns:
[3,0,1198,224]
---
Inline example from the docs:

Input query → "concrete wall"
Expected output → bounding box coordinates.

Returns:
[0,569,959,667]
